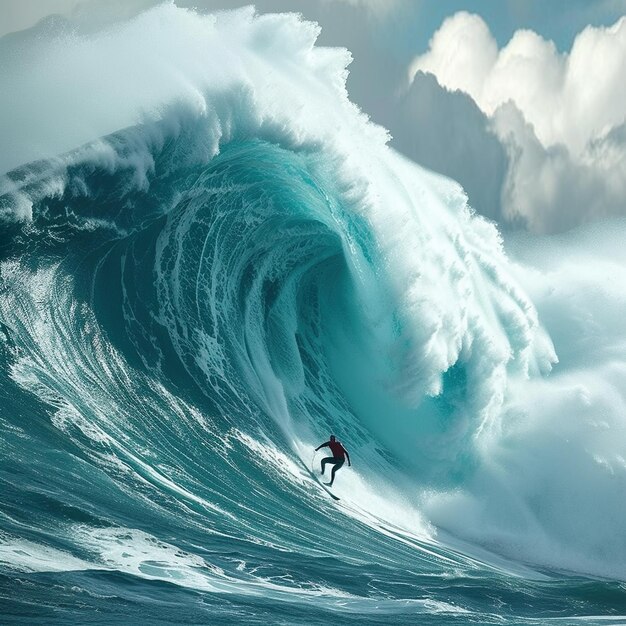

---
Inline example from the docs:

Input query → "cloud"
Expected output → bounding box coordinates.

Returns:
[404,12,626,233]
[410,12,626,152]
[320,0,406,17]
[386,71,508,223]
[493,102,626,233]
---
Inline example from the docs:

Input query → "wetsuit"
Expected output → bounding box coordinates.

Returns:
[316,439,350,486]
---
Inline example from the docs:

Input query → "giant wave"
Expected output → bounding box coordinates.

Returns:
[2,5,626,624]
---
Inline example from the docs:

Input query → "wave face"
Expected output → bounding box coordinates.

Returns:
[2,6,626,624]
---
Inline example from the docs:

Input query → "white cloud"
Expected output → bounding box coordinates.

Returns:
[494,102,626,233]
[410,12,626,153]
[409,12,498,106]
[405,12,626,233]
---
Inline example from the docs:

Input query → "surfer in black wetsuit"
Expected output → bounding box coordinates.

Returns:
[316,435,351,486]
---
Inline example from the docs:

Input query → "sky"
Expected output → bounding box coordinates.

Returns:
[3,0,626,48]
[1,0,625,233]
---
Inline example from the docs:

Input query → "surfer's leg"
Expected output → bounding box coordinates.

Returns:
[327,459,344,486]
[321,457,333,475]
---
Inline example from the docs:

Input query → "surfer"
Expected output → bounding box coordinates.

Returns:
[315,435,351,486]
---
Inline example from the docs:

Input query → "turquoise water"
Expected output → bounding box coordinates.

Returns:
[2,6,626,624]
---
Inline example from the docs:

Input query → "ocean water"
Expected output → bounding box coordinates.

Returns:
[2,5,626,625]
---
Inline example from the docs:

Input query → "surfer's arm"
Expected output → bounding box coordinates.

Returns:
[344,449,351,466]
[315,441,330,451]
